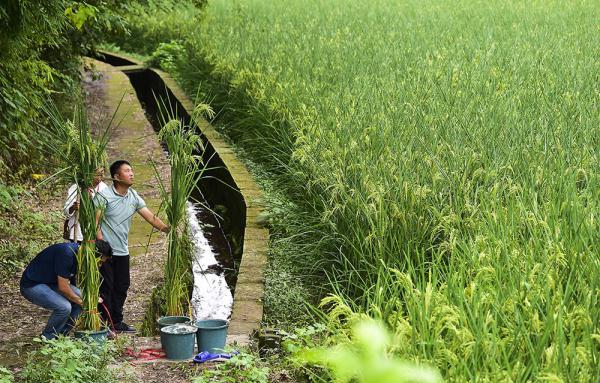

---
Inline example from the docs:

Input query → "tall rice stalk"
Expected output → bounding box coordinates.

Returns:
[41,100,115,331]
[152,101,210,316]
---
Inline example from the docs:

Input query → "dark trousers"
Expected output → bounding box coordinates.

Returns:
[99,255,130,325]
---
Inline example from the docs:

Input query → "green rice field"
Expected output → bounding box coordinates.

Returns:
[190,0,600,380]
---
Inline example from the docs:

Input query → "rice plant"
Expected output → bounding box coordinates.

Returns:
[41,100,113,331]
[187,1,599,380]
[152,100,211,316]
[110,0,599,380]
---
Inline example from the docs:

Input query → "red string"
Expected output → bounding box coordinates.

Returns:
[99,301,117,335]
[124,347,166,362]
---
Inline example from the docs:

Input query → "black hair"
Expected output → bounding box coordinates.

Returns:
[109,160,131,179]
[94,239,113,258]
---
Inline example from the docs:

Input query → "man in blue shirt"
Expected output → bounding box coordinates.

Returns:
[20,240,113,339]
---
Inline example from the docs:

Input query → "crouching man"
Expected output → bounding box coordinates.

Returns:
[20,240,112,339]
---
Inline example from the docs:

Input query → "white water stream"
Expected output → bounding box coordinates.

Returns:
[187,201,233,321]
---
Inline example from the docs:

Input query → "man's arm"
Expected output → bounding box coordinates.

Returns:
[64,184,78,217]
[95,209,103,240]
[57,276,83,305]
[138,207,170,233]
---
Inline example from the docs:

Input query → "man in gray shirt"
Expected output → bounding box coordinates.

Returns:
[95,160,169,332]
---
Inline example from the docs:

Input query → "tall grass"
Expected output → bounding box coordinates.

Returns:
[152,101,210,316]
[191,2,599,380]
[107,0,599,380]
[41,101,112,331]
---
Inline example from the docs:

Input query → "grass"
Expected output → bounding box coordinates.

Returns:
[152,101,210,316]
[41,101,112,331]
[104,0,599,380]
[194,2,600,380]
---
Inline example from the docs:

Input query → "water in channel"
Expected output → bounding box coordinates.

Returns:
[187,201,233,320]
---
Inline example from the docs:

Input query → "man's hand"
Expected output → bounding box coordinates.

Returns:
[69,201,79,214]
[58,276,83,305]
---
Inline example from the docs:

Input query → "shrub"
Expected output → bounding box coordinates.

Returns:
[20,336,116,383]
[0,367,13,383]
[295,318,441,383]
[193,350,269,383]
[0,0,125,176]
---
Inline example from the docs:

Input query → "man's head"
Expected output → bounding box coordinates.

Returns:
[109,160,134,187]
[92,167,105,187]
[94,239,113,264]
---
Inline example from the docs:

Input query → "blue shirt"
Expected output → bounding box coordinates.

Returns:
[20,243,78,288]
[94,185,146,256]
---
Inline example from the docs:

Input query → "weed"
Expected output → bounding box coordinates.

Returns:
[193,349,269,383]
[296,319,441,383]
[19,336,116,383]
[0,367,13,383]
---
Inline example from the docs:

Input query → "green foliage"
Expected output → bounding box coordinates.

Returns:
[152,101,209,316]
[296,319,441,383]
[20,336,116,383]
[103,0,200,56]
[0,367,13,383]
[283,323,330,355]
[0,0,126,175]
[0,181,61,282]
[104,0,600,381]
[147,40,185,72]
[0,0,72,172]
[65,3,98,30]
[193,350,269,383]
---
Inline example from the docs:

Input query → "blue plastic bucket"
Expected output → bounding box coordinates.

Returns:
[157,316,191,348]
[157,316,191,330]
[160,324,197,360]
[195,319,229,353]
[74,327,109,343]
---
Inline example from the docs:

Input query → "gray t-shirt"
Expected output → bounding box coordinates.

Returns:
[94,185,146,256]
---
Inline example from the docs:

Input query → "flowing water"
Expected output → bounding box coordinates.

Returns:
[187,201,233,321]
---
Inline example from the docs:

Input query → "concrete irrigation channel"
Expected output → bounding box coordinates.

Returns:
[91,51,269,346]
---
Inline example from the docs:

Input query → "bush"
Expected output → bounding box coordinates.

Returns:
[20,336,117,383]
[193,349,269,383]
[0,367,13,383]
[0,182,61,282]
[0,1,125,176]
